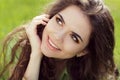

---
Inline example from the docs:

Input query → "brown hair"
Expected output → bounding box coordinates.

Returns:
[0,0,118,80]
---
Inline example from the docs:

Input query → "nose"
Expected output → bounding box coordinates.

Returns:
[53,29,68,42]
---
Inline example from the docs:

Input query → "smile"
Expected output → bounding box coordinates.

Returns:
[47,36,61,51]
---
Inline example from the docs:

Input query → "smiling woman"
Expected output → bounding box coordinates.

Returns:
[0,0,119,80]
[41,6,92,59]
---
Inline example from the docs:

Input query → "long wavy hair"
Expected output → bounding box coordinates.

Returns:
[0,0,117,80]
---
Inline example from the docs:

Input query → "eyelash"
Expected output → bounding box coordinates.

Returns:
[70,33,79,43]
[56,16,79,43]
[56,17,63,26]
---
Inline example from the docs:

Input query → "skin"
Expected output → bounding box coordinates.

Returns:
[41,5,92,59]
[24,5,92,80]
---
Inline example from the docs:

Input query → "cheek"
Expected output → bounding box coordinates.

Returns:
[45,18,58,32]
[63,39,82,55]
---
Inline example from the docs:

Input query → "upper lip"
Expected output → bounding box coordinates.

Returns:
[48,36,61,50]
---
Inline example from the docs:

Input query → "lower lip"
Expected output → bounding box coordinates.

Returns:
[47,36,60,52]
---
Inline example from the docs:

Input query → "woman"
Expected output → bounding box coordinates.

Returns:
[0,0,118,80]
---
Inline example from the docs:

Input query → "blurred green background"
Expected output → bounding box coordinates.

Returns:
[0,0,120,80]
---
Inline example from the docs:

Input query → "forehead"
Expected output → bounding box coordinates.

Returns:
[59,5,92,41]
[59,5,91,28]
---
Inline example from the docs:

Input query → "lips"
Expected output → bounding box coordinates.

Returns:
[47,36,61,51]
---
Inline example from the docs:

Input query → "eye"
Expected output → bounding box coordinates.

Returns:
[71,34,79,43]
[56,17,63,26]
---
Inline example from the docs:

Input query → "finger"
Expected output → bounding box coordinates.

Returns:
[26,20,47,33]
[32,20,47,26]
[32,16,49,24]
[42,17,50,23]
[34,14,50,20]
[40,20,47,25]
[41,14,50,18]
[45,14,50,18]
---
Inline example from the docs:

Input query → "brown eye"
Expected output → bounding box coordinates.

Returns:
[56,17,63,26]
[71,34,79,43]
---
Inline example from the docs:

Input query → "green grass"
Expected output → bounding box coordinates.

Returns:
[0,0,120,80]
[0,0,54,79]
[105,0,120,70]
[0,0,53,40]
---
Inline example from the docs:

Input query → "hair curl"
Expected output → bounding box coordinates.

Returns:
[0,0,118,80]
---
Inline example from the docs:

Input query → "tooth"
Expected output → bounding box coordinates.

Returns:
[49,39,59,49]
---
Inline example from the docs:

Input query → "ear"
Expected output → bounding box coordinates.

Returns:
[76,49,88,57]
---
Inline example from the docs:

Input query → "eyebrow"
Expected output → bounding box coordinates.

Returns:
[72,32,83,42]
[58,13,83,42]
[57,13,65,24]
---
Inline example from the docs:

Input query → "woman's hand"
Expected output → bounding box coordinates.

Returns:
[24,14,50,80]
[25,14,50,55]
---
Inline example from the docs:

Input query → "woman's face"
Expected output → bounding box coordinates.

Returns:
[41,5,92,59]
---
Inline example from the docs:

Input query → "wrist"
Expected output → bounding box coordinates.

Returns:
[30,51,43,59]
